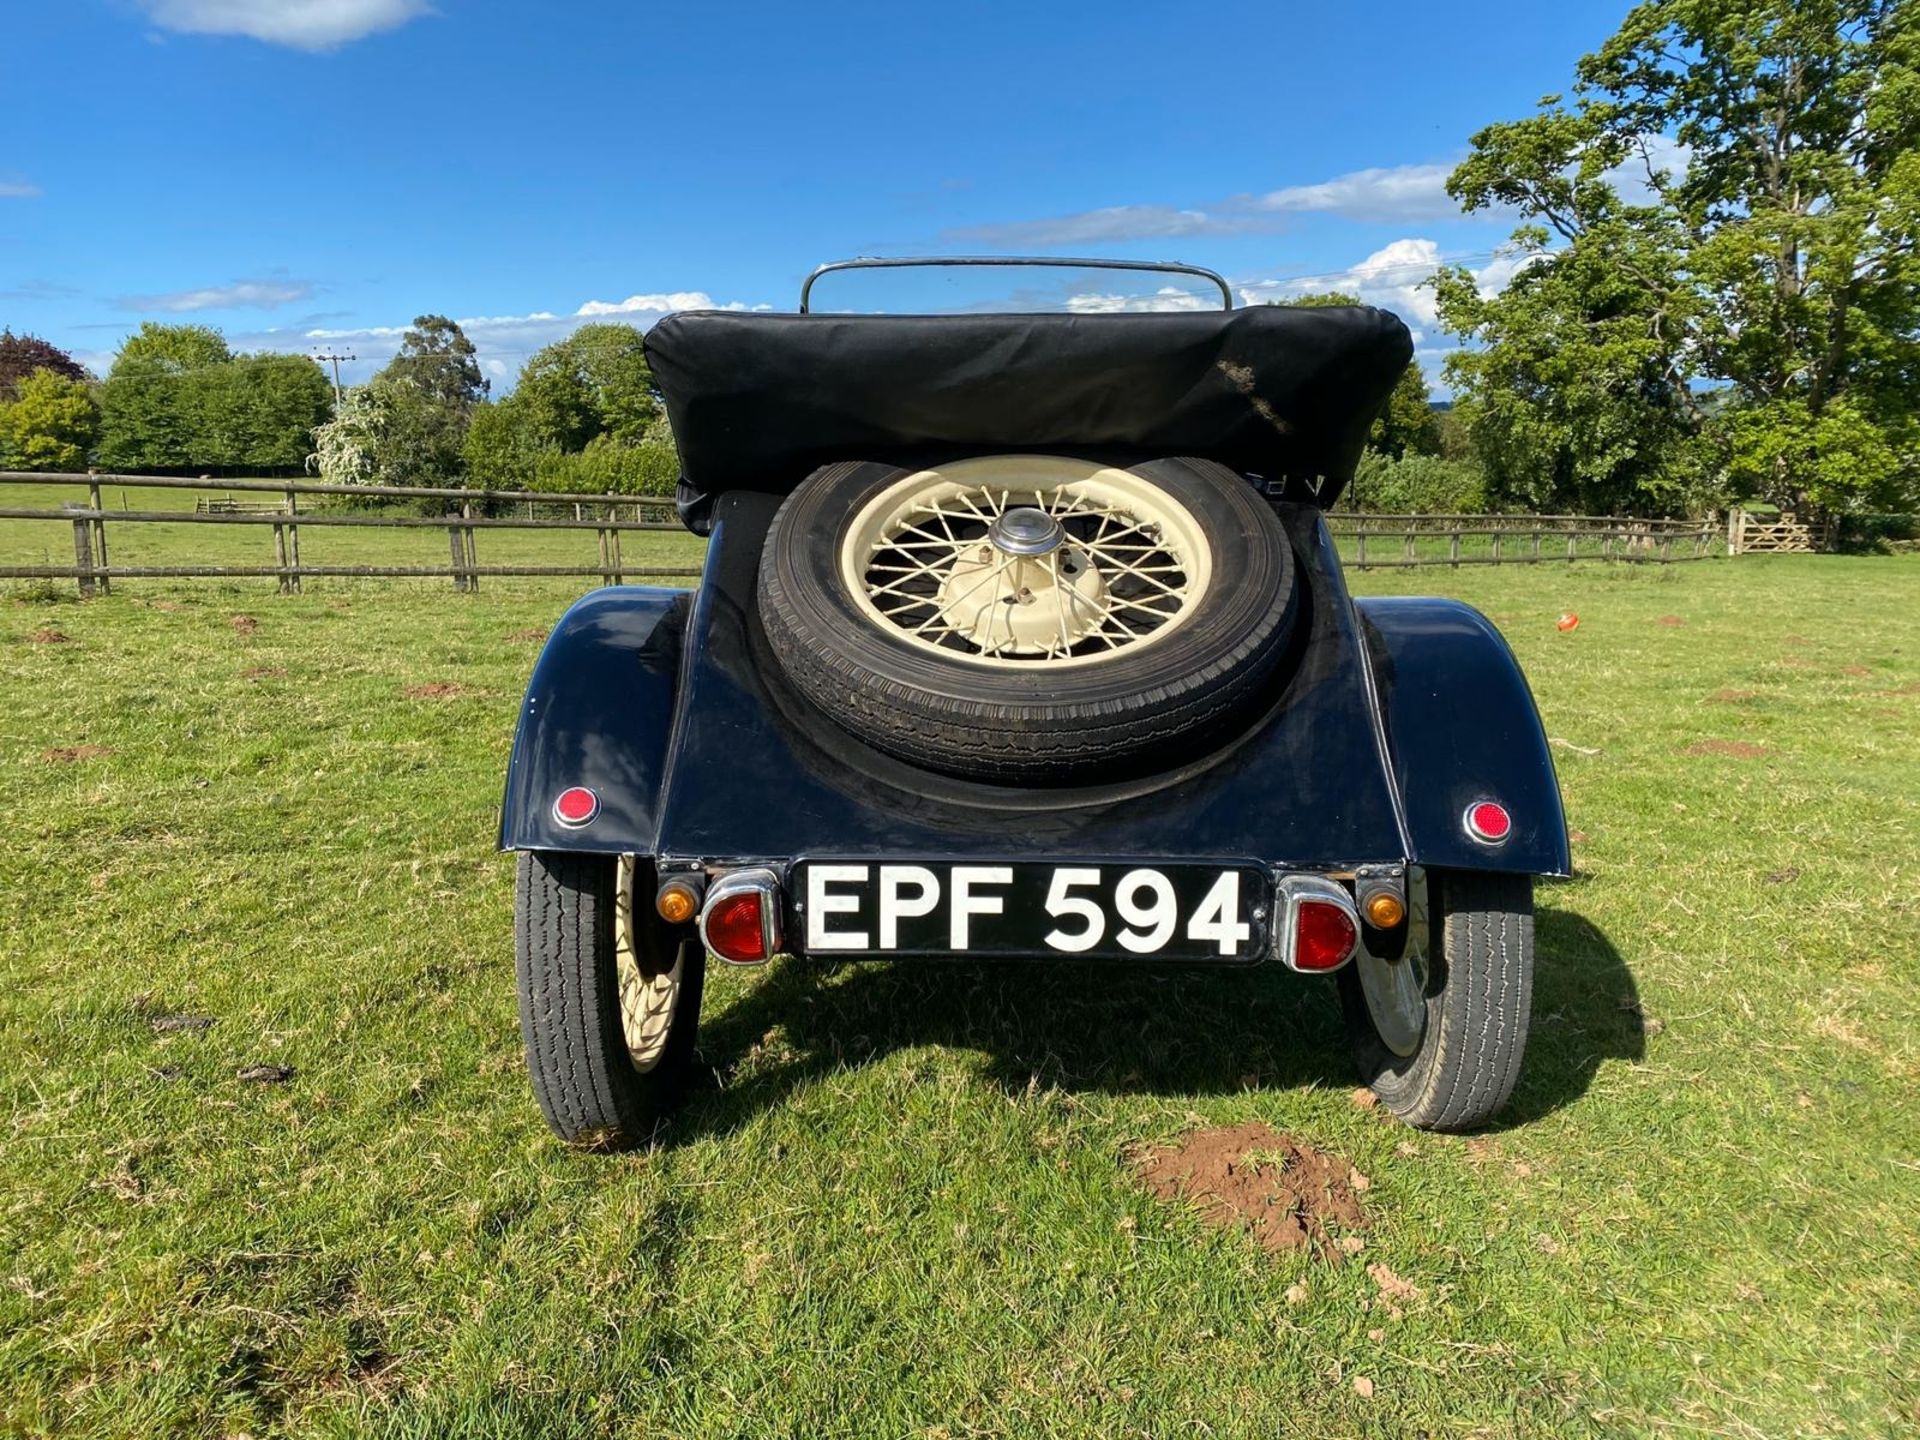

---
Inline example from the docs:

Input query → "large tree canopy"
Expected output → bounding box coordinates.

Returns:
[0,369,99,471]
[0,330,88,399]
[97,325,330,472]
[1438,0,1920,514]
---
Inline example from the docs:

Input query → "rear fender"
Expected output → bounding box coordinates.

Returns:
[498,586,690,855]
[1356,596,1571,878]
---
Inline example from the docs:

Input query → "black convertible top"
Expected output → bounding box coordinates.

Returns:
[645,305,1414,531]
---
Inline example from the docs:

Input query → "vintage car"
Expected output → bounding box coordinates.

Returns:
[501,257,1569,1147]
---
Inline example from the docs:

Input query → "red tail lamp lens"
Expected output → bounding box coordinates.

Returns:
[552,786,599,827]
[1293,899,1359,972]
[1466,800,1513,844]
[703,892,769,965]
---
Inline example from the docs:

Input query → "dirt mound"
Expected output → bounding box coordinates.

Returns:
[1656,615,1685,628]
[242,665,287,680]
[507,627,550,643]
[230,614,258,636]
[1684,739,1769,758]
[44,745,112,763]
[1707,688,1758,703]
[1133,1122,1368,1255]
[28,628,70,644]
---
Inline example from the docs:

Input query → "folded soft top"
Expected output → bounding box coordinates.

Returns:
[644,305,1414,530]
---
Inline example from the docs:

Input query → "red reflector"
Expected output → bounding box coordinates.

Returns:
[1466,800,1512,844]
[703,892,768,964]
[552,786,599,827]
[1293,899,1358,972]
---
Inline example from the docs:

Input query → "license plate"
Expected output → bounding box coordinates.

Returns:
[792,861,1269,961]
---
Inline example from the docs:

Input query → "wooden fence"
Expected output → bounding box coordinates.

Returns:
[1726,509,1832,555]
[1325,511,1721,568]
[0,471,695,594]
[3,471,1732,594]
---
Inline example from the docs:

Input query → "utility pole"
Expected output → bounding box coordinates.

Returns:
[312,349,356,405]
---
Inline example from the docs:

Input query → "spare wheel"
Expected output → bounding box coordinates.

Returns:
[756,454,1298,782]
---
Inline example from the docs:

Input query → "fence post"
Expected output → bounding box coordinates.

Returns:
[284,481,302,594]
[1355,526,1367,568]
[462,501,478,593]
[1449,531,1460,567]
[64,501,96,597]
[87,472,110,594]
[448,508,469,592]
[272,517,289,591]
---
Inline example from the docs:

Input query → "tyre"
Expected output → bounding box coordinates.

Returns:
[515,850,705,1147]
[1338,867,1533,1131]
[757,454,1298,782]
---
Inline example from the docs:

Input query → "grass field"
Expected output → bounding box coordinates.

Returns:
[2,553,1917,1438]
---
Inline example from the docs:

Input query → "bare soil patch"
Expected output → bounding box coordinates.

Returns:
[1879,681,1920,697]
[1683,740,1770,759]
[507,627,550,643]
[242,665,288,680]
[43,745,113,764]
[1132,1122,1368,1256]
[403,681,487,701]
[1842,664,1872,677]
[1656,615,1685,628]
[27,628,70,645]
[1707,688,1759,704]
[230,614,259,637]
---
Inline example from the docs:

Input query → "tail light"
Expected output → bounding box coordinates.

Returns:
[1464,800,1513,845]
[1276,875,1360,974]
[698,868,783,965]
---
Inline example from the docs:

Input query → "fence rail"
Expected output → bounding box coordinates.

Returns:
[1324,511,1721,568]
[2,470,1738,593]
[0,470,693,594]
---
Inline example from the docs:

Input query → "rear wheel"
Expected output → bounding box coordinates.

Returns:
[756,454,1297,782]
[515,851,706,1147]
[1338,867,1533,1131]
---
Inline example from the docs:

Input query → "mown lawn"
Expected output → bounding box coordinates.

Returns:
[1,555,1915,1439]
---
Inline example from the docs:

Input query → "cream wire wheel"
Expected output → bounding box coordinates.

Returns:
[758,455,1299,782]
[838,456,1214,668]
[613,855,682,1073]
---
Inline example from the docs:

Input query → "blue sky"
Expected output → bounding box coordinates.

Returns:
[4,0,1634,390]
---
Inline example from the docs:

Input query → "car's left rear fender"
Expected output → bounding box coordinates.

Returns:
[498,586,690,855]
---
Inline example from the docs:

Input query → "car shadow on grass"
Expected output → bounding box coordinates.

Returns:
[670,905,1639,1144]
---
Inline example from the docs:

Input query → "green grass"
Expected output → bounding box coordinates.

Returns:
[1,555,1916,1438]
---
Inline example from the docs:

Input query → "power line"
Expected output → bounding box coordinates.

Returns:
[311,349,356,405]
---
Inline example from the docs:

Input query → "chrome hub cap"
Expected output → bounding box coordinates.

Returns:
[840,455,1212,668]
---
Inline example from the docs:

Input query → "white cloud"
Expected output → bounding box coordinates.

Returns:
[576,291,735,318]
[1064,286,1218,314]
[136,0,432,50]
[1243,163,1463,223]
[1234,237,1537,331]
[943,161,1472,248]
[944,205,1262,248]
[248,288,758,386]
[0,176,42,199]
[119,277,316,313]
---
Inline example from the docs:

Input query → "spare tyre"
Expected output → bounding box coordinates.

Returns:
[756,454,1298,783]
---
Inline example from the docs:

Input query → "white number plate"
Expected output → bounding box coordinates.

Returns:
[794,862,1268,961]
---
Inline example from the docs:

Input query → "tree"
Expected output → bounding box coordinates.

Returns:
[0,331,87,398]
[1275,294,1441,459]
[183,354,333,470]
[462,397,539,491]
[115,321,232,372]
[1441,0,1920,514]
[383,315,488,411]
[0,369,99,470]
[511,323,658,451]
